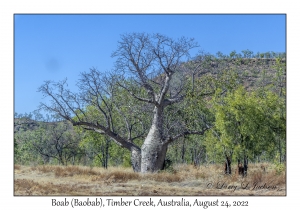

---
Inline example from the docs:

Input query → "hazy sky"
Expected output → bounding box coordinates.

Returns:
[14,14,286,115]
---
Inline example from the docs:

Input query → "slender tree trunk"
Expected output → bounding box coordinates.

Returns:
[225,155,231,174]
[102,147,105,168]
[278,137,282,164]
[58,152,65,166]
[243,155,248,176]
[181,138,186,163]
[105,139,109,169]
[191,148,194,165]
[175,145,178,164]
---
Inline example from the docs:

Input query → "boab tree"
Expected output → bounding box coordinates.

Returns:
[39,33,210,173]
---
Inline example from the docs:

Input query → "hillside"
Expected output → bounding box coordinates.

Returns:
[189,57,286,90]
[14,118,40,133]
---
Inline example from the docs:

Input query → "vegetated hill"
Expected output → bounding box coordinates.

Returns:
[230,58,285,88]
[14,118,40,133]
[187,57,286,90]
[14,118,67,133]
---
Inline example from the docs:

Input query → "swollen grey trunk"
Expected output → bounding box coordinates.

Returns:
[141,126,168,173]
[130,133,167,173]
[140,106,168,173]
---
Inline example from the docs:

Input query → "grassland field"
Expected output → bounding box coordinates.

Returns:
[14,163,286,196]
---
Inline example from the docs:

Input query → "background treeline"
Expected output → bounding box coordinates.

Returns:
[14,50,286,169]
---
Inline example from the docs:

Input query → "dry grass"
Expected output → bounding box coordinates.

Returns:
[14,164,21,170]
[30,165,100,177]
[14,163,286,196]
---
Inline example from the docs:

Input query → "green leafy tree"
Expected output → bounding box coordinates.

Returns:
[30,121,84,166]
[205,86,285,174]
[14,130,42,165]
[241,49,253,58]
[79,130,111,168]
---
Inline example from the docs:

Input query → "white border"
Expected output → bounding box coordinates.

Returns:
[1,1,298,210]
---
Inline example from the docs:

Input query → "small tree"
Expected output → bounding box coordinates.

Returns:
[79,130,112,168]
[32,121,83,166]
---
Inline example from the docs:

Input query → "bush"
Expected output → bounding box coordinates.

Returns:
[274,163,285,175]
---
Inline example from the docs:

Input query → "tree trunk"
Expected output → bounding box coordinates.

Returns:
[243,155,248,176]
[141,140,168,173]
[105,139,109,169]
[224,155,231,174]
[141,106,168,173]
[181,138,186,163]
[278,137,282,164]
